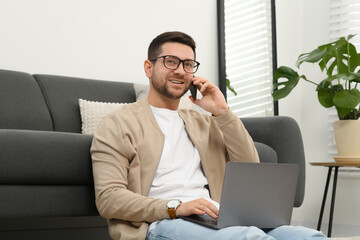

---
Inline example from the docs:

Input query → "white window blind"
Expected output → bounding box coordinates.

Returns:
[224,0,274,117]
[328,0,360,162]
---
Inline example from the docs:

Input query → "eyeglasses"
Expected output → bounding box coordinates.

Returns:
[150,55,200,74]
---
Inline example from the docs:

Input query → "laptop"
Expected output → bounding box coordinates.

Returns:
[181,162,299,230]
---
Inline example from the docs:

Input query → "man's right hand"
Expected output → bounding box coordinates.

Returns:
[175,198,219,219]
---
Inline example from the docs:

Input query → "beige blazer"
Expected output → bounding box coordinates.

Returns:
[91,98,259,240]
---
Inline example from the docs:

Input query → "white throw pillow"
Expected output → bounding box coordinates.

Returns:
[79,98,126,135]
[134,83,149,101]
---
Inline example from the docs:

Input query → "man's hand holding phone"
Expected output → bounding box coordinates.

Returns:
[189,76,228,117]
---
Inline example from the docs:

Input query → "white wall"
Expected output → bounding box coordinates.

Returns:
[0,0,218,85]
[276,0,360,237]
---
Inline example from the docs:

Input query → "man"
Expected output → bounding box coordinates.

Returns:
[91,31,328,240]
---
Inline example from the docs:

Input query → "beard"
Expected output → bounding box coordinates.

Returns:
[151,74,190,99]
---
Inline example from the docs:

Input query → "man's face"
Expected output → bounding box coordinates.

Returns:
[149,42,195,100]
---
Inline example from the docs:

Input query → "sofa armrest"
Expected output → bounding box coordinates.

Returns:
[0,129,98,217]
[240,116,305,207]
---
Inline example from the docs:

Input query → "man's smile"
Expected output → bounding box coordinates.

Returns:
[169,79,185,85]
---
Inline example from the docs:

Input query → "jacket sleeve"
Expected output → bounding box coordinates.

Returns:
[90,114,169,223]
[213,109,260,163]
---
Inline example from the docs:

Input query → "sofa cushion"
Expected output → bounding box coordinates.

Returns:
[34,74,136,133]
[254,142,277,163]
[0,185,98,218]
[0,129,93,185]
[0,69,53,131]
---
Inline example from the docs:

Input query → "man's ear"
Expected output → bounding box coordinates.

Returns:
[144,60,153,78]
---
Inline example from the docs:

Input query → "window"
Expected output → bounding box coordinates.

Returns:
[218,0,276,117]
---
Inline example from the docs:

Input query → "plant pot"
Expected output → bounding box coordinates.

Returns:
[333,120,360,157]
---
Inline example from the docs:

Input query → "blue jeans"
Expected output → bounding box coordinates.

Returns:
[146,219,329,240]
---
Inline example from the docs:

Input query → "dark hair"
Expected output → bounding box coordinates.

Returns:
[148,31,196,60]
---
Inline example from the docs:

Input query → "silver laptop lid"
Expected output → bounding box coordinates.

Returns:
[217,162,299,229]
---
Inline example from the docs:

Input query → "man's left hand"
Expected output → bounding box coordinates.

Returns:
[189,76,228,117]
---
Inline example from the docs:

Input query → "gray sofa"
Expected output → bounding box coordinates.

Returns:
[0,69,305,240]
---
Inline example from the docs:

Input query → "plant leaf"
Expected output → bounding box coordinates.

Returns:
[347,34,356,41]
[272,66,301,101]
[349,53,360,72]
[336,106,353,119]
[316,79,330,91]
[295,48,327,68]
[226,78,237,96]
[317,84,343,108]
[340,109,360,120]
[345,72,360,83]
[322,72,360,84]
[317,88,334,108]
[320,36,358,76]
[333,89,360,110]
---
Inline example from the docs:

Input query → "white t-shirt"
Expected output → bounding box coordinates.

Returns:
[148,106,219,230]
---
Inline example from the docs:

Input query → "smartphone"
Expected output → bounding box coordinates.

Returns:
[190,75,197,100]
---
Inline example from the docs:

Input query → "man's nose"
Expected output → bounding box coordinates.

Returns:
[173,62,186,75]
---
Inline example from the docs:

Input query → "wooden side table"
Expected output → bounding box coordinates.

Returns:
[310,161,360,237]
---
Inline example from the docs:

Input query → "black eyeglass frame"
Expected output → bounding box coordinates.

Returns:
[150,55,200,74]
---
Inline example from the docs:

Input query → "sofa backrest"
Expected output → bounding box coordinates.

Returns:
[0,69,137,133]
[0,69,53,131]
[33,74,137,133]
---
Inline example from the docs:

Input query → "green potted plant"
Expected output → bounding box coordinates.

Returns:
[272,35,360,158]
